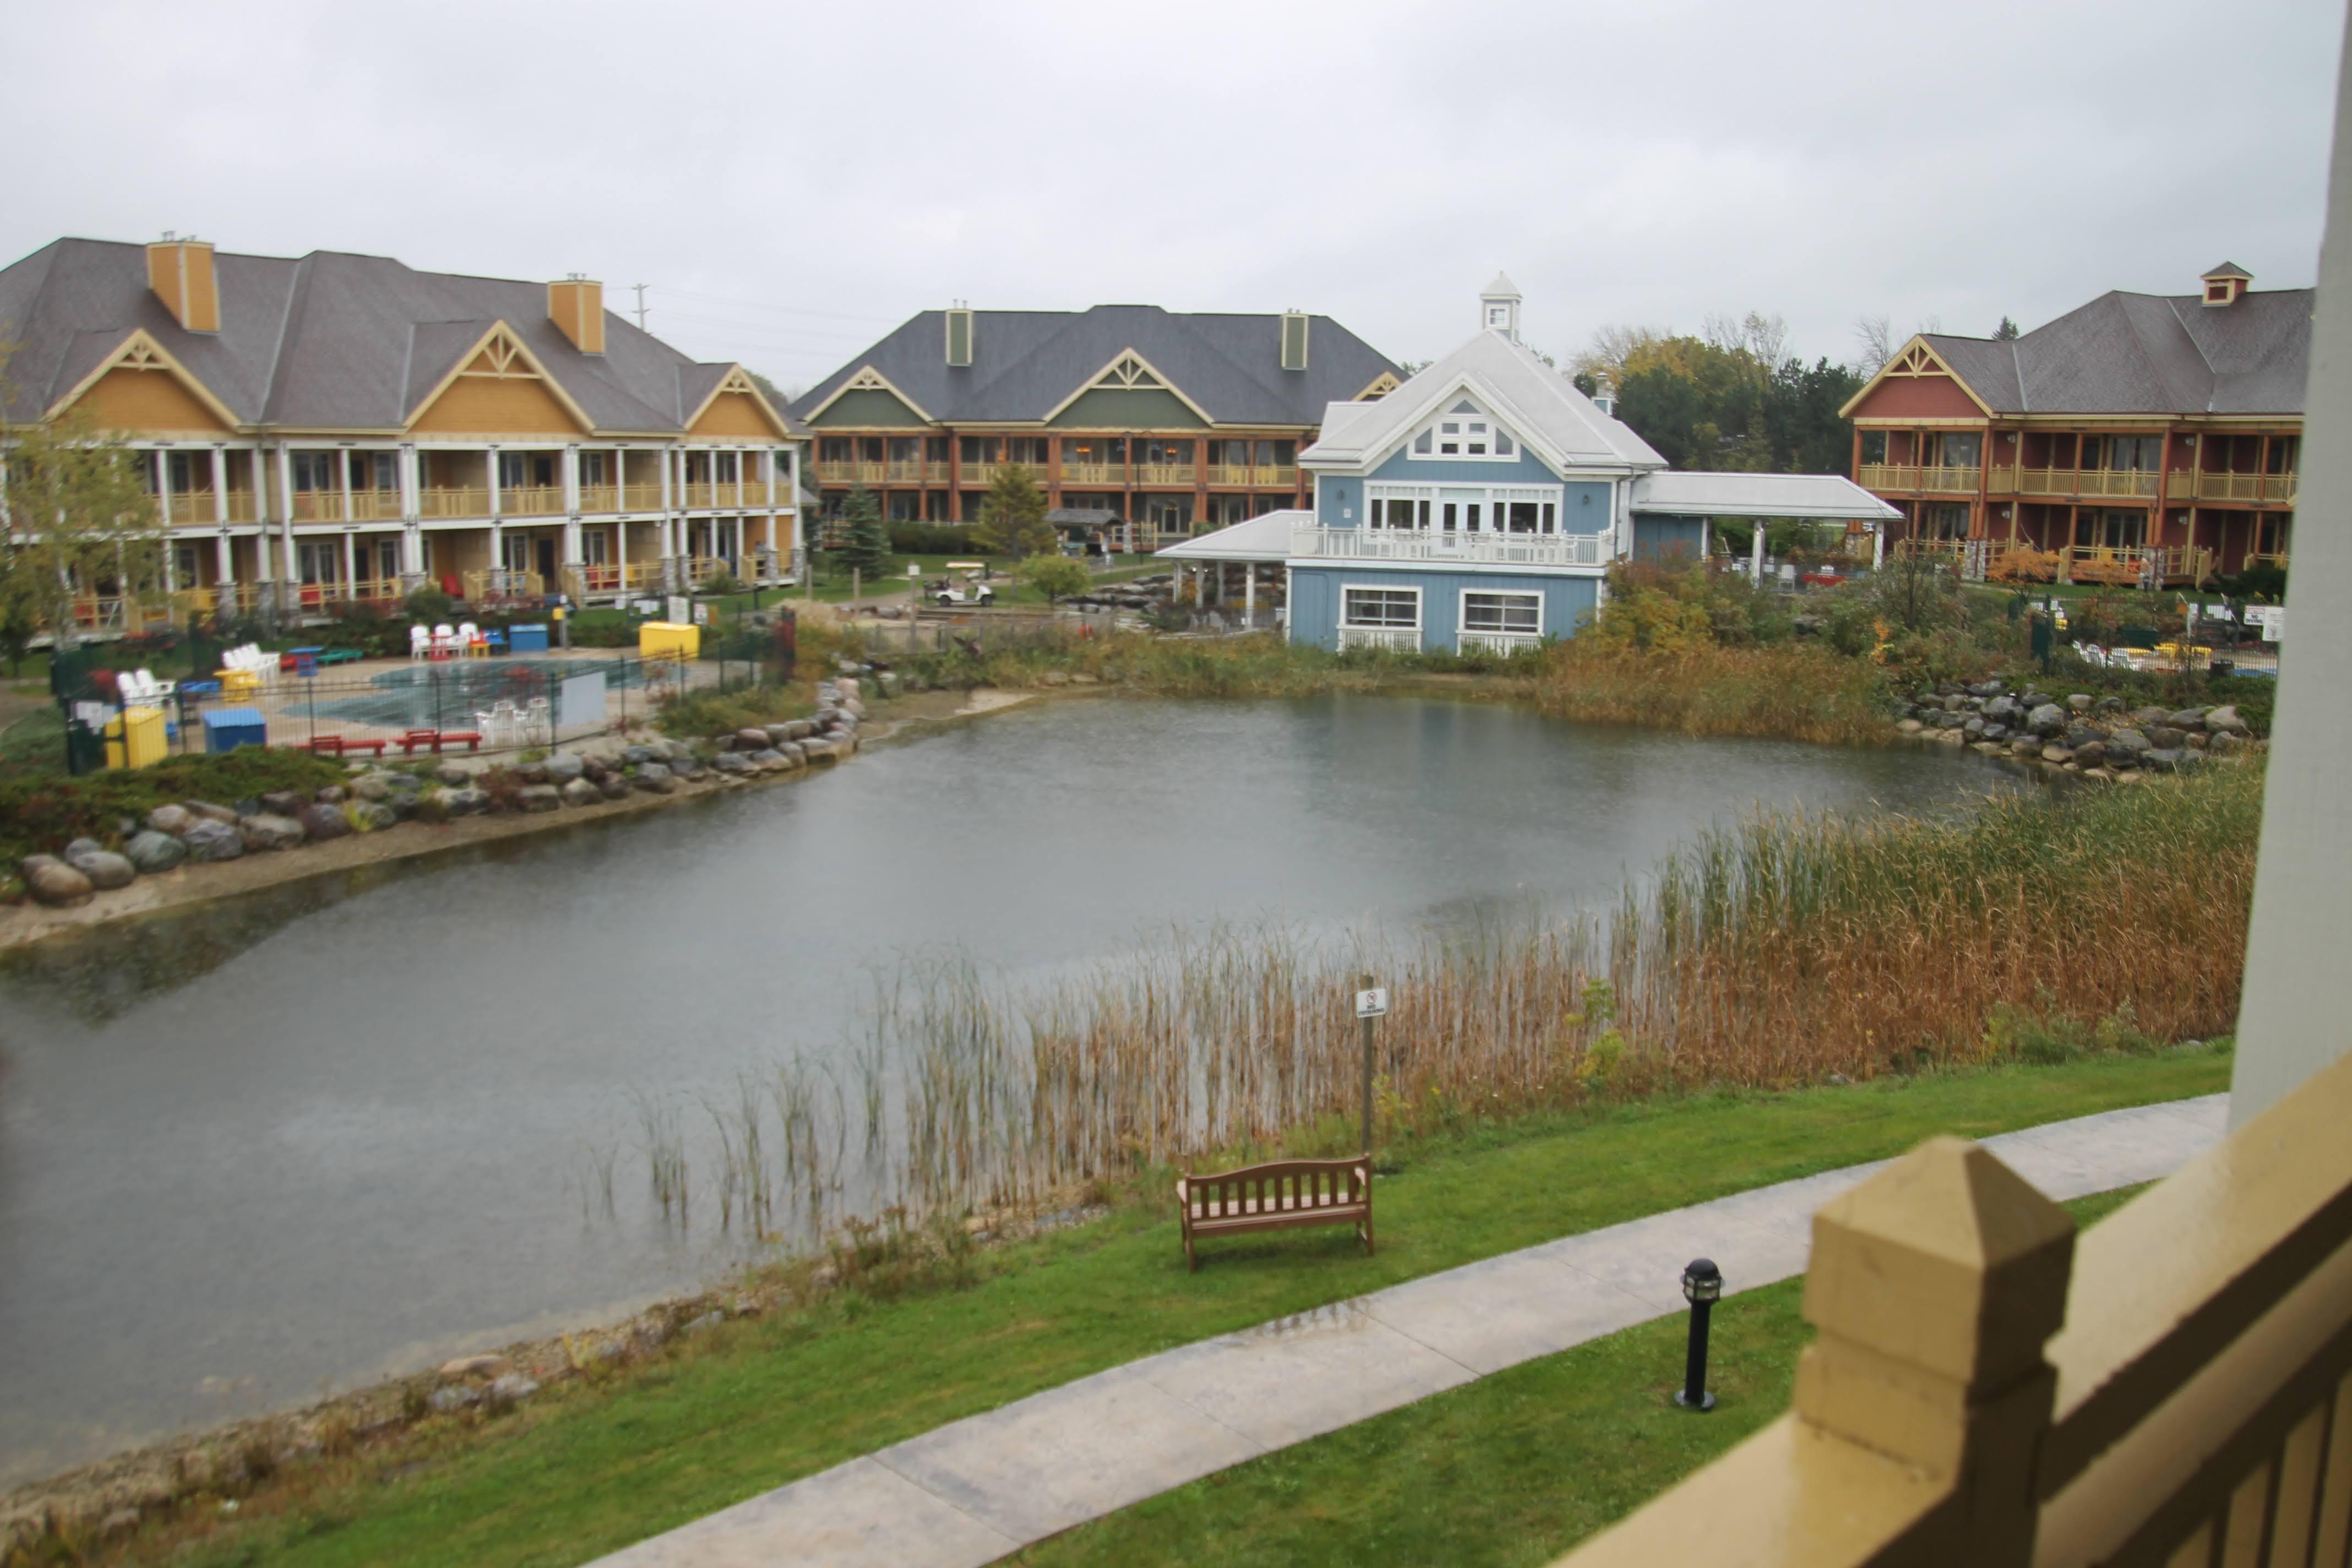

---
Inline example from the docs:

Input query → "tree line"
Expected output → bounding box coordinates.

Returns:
[1569,312,1864,477]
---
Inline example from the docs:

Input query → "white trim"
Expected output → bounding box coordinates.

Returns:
[1457,585,1544,638]
[1407,395,1519,462]
[1338,581,1422,652]
[1366,481,1566,536]
[1296,523,1603,570]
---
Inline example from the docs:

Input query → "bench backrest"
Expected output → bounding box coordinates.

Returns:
[1185,1157,1369,1219]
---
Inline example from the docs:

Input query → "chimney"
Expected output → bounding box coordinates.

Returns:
[945,304,974,366]
[2201,262,2252,308]
[1280,311,1309,371]
[549,275,606,353]
[146,235,220,333]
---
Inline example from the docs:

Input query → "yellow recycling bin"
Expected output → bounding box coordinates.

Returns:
[638,621,700,659]
[105,705,168,770]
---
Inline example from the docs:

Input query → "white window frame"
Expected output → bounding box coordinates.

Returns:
[1368,481,1562,534]
[1407,397,1518,462]
[1459,588,1543,636]
[1338,582,1422,652]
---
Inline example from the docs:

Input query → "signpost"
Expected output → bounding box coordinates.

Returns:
[1355,978,1389,1156]
[909,563,922,649]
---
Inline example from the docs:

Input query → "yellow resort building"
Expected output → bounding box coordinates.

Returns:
[0,235,806,629]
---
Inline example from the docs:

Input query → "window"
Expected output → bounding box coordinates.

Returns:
[1366,482,1560,533]
[1137,438,1193,467]
[1487,304,1511,329]
[1408,398,1517,461]
[927,437,952,463]
[1370,492,1430,529]
[296,540,344,585]
[2081,435,2161,472]
[582,528,609,565]
[1923,432,1983,469]
[173,543,200,584]
[2267,435,2299,475]
[498,453,555,489]
[292,451,337,492]
[2075,509,2147,549]
[579,451,608,486]
[1342,586,1419,628]
[819,437,853,464]
[888,437,923,464]
[1462,591,1542,635]
[961,436,994,466]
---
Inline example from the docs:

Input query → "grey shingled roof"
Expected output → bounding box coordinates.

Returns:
[1917,286,2311,417]
[0,237,781,435]
[799,304,1396,427]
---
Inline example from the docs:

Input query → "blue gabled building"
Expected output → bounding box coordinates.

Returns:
[1161,277,1898,653]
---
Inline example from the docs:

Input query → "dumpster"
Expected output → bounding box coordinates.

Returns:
[204,706,267,754]
[507,623,549,654]
[104,706,169,769]
[638,621,699,658]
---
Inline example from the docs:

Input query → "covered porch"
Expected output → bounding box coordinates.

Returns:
[1627,471,1902,574]
[1153,508,1299,627]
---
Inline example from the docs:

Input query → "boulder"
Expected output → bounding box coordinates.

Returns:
[347,801,397,832]
[2130,706,2171,727]
[443,787,491,817]
[1973,741,2005,756]
[2206,705,2251,735]
[2072,741,2108,769]
[352,775,392,803]
[1896,718,1924,734]
[750,748,785,767]
[239,814,307,851]
[2040,744,2073,764]
[516,761,550,786]
[581,756,612,782]
[315,785,347,805]
[2115,769,2148,785]
[435,762,471,788]
[634,763,675,793]
[2027,703,2068,737]
[842,696,868,720]
[2169,709,2209,731]
[712,752,753,775]
[2067,694,2094,712]
[560,777,601,807]
[2143,749,2187,774]
[2064,724,2102,750]
[2008,738,2041,758]
[623,744,656,767]
[2082,766,2116,781]
[516,784,562,813]
[2148,726,2188,749]
[2108,726,2151,751]
[1980,723,2010,743]
[125,829,187,873]
[182,819,246,862]
[2094,695,2126,714]
[2186,732,2210,750]
[673,757,706,781]
[799,736,836,762]
[438,1353,512,1381]
[837,676,861,700]
[2210,731,2245,756]
[428,1385,480,1414]
[259,791,304,817]
[760,724,795,748]
[543,751,585,785]
[488,1373,541,1404]
[145,803,194,837]
[297,803,352,841]
[1982,695,2021,725]
[664,739,694,764]
[598,775,630,801]
[75,853,140,894]
[783,719,815,741]
[412,791,452,824]
[20,856,94,907]
[877,671,902,698]
[1971,678,2005,697]
[184,799,239,825]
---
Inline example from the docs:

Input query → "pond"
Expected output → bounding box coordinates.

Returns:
[0,694,2032,1483]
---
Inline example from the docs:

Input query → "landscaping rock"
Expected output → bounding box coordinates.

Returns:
[663,739,695,764]
[674,757,706,781]
[21,855,95,907]
[623,745,656,767]
[2082,766,2116,781]
[516,761,549,785]
[260,791,304,816]
[2068,694,2094,712]
[1982,695,2020,725]
[1896,718,1923,734]
[2065,724,2102,750]
[1972,740,2005,756]
[315,785,347,805]
[347,801,397,832]
[783,719,815,741]
[297,803,351,841]
[761,723,796,747]
[488,1374,541,1404]
[2115,769,2147,785]
[239,814,307,852]
[598,775,630,801]
[878,671,902,698]
[2210,731,2245,756]
[443,787,491,816]
[2206,705,2251,735]
[412,791,451,824]
[737,727,775,752]
[713,752,752,775]
[185,799,239,825]
[1980,723,2009,743]
[2106,728,2151,759]
[2143,749,2186,774]
[634,763,675,793]
[2027,703,2068,737]
[544,751,585,784]
[799,736,836,761]
[516,784,562,813]
[2094,695,2126,714]
[2131,706,2171,728]
[2007,738,2040,758]
[2072,741,2108,769]
[2186,732,2210,751]
[2169,709,2209,730]
[352,776,391,802]
[2041,744,2073,764]
[438,1353,512,1381]
[428,1385,480,1414]
[2148,726,2188,749]
[435,762,471,787]
[182,820,246,862]
[750,748,785,768]
[560,777,601,807]
[125,829,187,874]
[145,803,194,837]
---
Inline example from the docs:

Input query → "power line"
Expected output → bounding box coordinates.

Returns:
[650,286,902,325]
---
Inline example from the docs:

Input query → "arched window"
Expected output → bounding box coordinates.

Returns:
[1407,398,1517,461]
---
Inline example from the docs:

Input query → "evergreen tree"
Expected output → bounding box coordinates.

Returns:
[972,464,1055,558]
[840,486,891,578]
[1992,317,2021,341]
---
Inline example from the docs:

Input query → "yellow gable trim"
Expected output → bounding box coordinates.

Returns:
[404,322,595,434]
[1837,336,1995,420]
[684,366,792,439]
[1041,348,1215,426]
[45,330,241,431]
[799,364,933,424]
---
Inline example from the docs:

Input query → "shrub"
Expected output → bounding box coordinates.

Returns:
[0,747,347,863]
[888,521,975,555]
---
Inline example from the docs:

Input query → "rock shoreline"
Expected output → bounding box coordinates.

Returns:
[1888,679,2259,783]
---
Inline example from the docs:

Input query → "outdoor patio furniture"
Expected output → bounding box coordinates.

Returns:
[294,652,319,678]
[282,646,324,672]
[438,729,482,752]
[179,679,221,700]
[431,624,458,660]
[301,735,386,758]
[203,707,267,754]
[409,625,433,662]
[521,696,552,745]
[481,628,508,653]
[507,623,549,654]
[317,647,363,666]
[1175,1156,1374,1272]
[458,622,487,658]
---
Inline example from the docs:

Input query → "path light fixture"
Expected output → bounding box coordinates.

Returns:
[1675,1257,1721,1412]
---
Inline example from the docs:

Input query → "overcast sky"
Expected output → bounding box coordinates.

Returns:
[4,0,2341,397]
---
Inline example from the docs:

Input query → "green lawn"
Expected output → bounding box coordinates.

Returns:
[1014,1183,2148,1568]
[143,1049,2226,1568]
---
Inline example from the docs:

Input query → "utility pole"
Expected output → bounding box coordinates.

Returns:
[631,284,649,331]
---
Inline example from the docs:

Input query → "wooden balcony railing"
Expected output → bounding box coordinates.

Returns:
[1457,629,1544,657]
[1857,463,1981,494]
[884,461,937,484]
[577,484,620,514]
[1204,463,1253,486]
[1256,465,1299,488]
[816,461,887,485]
[1135,464,1197,486]
[2169,471,2300,504]
[1553,1049,2352,1568]
[623,483,665,510]
[350,490,401,521]
[420,487,490,519]
[1991,466,2160,499]
[502,485,565,517]
[461,568,544,602]
[290,491,336,522]
[1061,462,1118,486]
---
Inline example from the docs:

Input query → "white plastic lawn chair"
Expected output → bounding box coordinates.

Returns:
[409,625,432,662]
[456,621,486,658]
[432,624,458,660]
[521,696,552,745]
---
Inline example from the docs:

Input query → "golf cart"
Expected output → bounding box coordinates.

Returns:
[928,560,995,607]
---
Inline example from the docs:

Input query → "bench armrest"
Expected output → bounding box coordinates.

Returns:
[1173,1175,1189,1204]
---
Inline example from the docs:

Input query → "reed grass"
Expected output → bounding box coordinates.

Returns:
[631,761,2260,1240]
[1527,639,1893,745]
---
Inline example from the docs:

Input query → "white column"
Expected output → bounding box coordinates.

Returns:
[562,444,581,514]
[275,447,297,607]
[338,447,354,522]
[1245,565,1256,620]
[616,512,629,591]
[1751,517,1766,579]
[1872,522,1886,568]
[342,529,357,590]
[486,445,502,517]
[252,449,273,582]
[210,448,233,585]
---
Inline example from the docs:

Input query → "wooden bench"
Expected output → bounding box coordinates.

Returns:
[1175,1156,1373,1272]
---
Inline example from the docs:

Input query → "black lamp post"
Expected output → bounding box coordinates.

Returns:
[1675,1257,1722,1412]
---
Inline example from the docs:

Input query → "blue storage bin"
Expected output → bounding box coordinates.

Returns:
[204,706,267,753]
[507,624,549,654]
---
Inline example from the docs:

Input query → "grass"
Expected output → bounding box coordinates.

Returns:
[1011,1183,2151,1568]
[110,1051,2228,1568]
[0,746,349,868]
[1528,639,1891,745]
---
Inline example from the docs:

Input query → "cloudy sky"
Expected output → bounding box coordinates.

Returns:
[4,0,2341,395]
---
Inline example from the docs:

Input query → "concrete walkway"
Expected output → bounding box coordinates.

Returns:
[594,1095,2228,1568]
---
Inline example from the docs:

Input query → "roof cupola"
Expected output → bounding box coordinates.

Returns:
[2201,262,2252,307]
[1479,272,1522,343]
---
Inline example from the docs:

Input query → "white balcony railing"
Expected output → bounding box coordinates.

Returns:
[1292,525,1605,569]
[1337,625,1422,653]
[1457,630,1544,657]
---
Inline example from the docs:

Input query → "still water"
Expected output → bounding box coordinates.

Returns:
[0,695,2026,1482]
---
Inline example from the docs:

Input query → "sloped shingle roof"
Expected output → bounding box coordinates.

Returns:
[0,237,781,436]
[800,304,1395,427]
[1918,287,2311,417]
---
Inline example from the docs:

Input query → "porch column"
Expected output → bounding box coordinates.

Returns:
[1244,564,1256,620]
[342,529,357,591]
[1751,516,1766,579]
[338,447,354,522]
[275,447,297,610]
[616,514,629,592]
[1872,521,1886,569]
[252,449,275,583]
[399,443,422,577]
[155,449,176,592]
[562,444,580,515]
[211,448,234,585]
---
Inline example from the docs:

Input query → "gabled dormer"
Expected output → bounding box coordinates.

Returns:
[2201,262,2252,307]
[1409,394,1520,461]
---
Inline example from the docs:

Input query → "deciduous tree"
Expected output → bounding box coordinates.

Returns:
[1016,553,1091,605]
[0,401,165,652]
